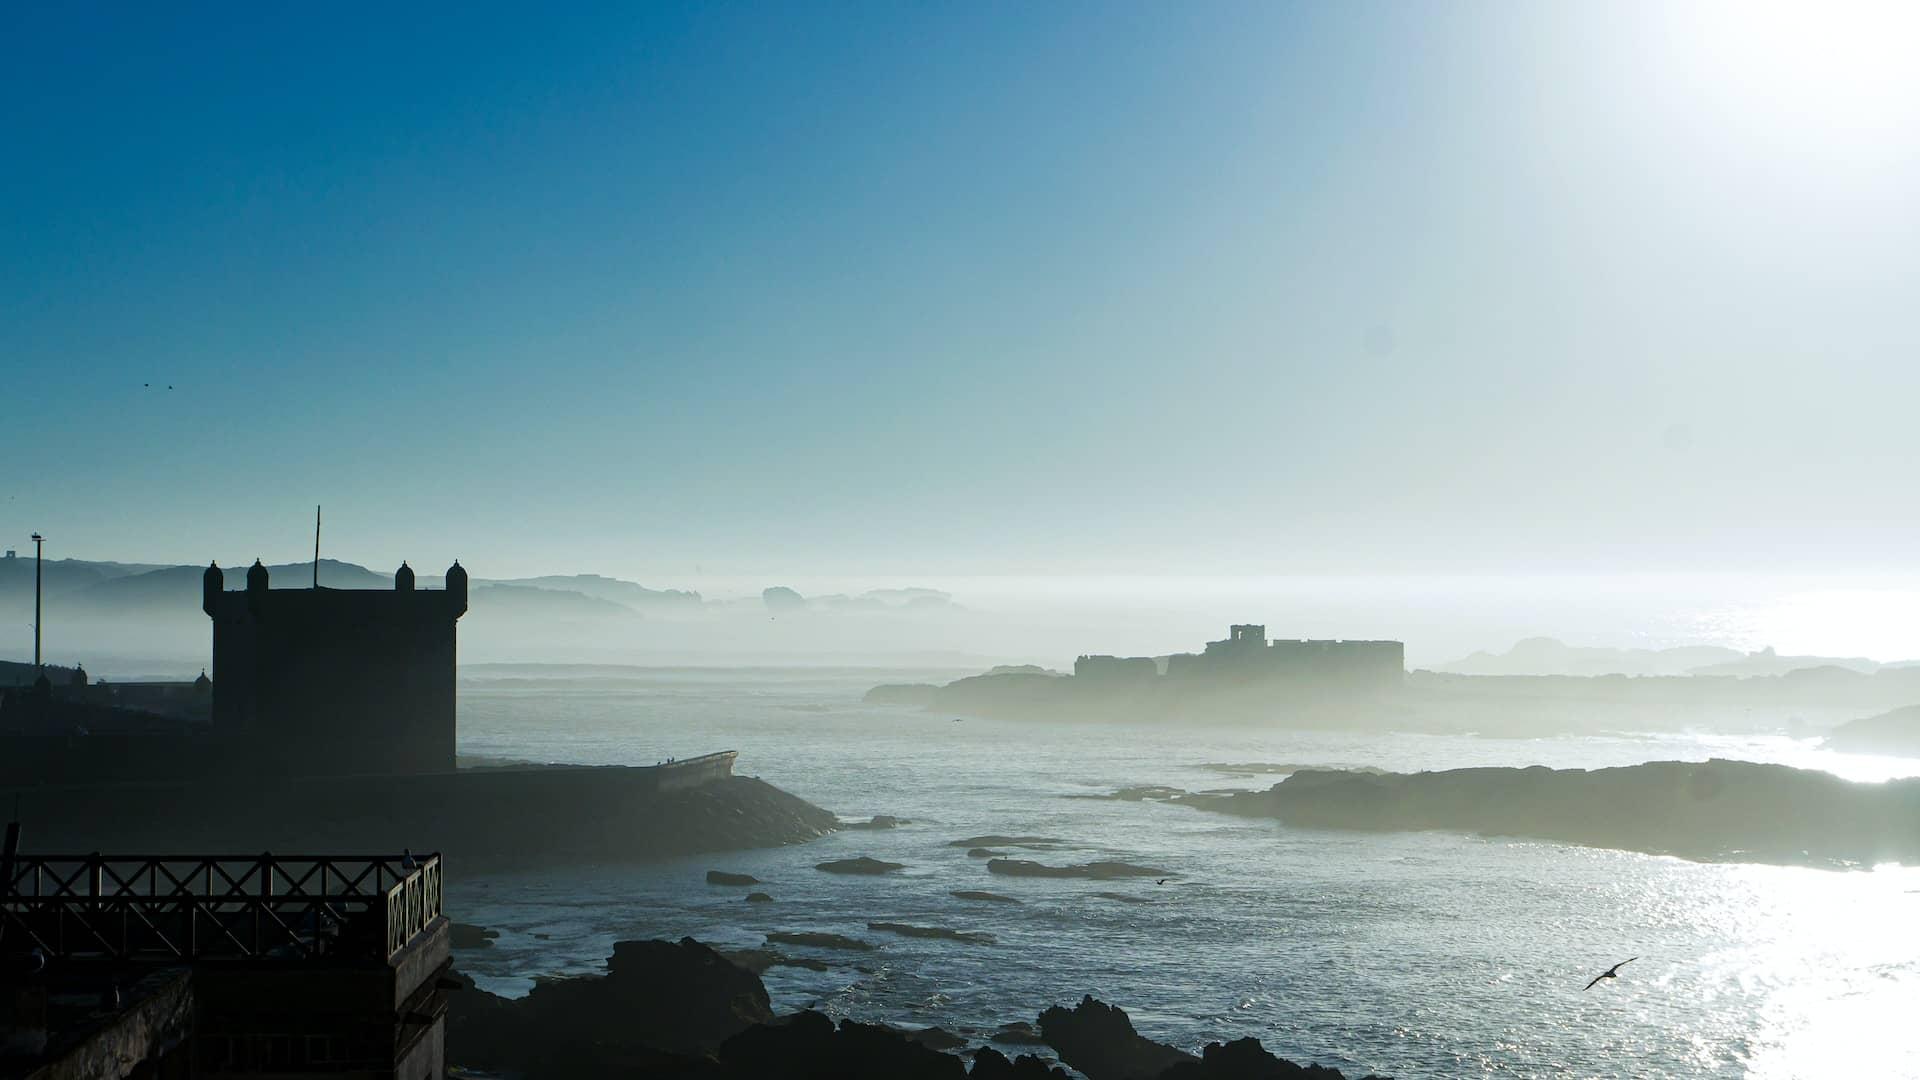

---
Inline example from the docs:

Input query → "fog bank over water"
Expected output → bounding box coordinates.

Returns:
[30,566,1920,678]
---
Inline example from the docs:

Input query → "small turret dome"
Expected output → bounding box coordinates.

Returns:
[202,561,225,617]
[445,560,468,615]
[395,561,416,591]
[246,559,269,590]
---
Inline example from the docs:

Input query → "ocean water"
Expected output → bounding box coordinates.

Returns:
[448,667,1920,1078]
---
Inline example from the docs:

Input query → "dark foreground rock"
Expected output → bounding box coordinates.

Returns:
[446,937,772,1075]
[972,1046,1073,1078]
[1040,996,1196,1079]
[952,889,1022,903]
[707,870,761,886]
[815,856,906,874]
[988,858,1169,880]
[448,939,1388,1079]
[745,891,774,903]
[1183,757,1920,867]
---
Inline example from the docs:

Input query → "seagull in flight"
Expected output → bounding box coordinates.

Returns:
[1583,957,1637,991]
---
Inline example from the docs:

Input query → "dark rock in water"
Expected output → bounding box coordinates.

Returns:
[1183,758,1920,867]
[864,682,940,706]
[745,891,774,903]
[840,814,904,830]
[973,1046,1073,1078]
[867,921,995,944]
[990,1020,1049,1046]
[708,869,761,886]
[815,856,905,875]
[951,889,1021,903]
[989,859,1169,880]
[766,930,876,952]
[449,922,499,948]
[1039,996,1196,1080]
[446,937,772,1077]
[719,1010,967,1079]
[950,835,1065,849]
[1159,1035,1389,1079]
[968,847,1006,858]
[1092,891,1155,904]
[1104,786,1190,802]
[723,948,828,974]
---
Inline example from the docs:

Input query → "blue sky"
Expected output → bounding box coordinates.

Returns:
[4,2,1917,582]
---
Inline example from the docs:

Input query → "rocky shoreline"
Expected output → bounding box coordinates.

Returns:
[447,936,1389,1079]
[1178,757,1920,867]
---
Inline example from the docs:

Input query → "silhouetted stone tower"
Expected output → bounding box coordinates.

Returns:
[203,559,468,776]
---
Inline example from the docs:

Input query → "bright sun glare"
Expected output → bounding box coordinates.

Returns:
[1674,0,1920,152]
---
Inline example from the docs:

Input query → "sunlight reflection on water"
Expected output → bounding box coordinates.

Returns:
[450,668,1920,1078]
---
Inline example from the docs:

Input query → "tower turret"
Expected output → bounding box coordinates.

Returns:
[246,559,269,617]
[395,561,415,591]
[203,561,224,616]
[445,560,467,615]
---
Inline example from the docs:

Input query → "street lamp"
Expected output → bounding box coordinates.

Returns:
[30,533,43,669]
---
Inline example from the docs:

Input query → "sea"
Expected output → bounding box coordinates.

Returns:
[446,666,1920,1079]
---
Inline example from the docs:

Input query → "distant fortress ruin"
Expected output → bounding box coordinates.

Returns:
[866,624,1407,722]
[1076,624,1405,691]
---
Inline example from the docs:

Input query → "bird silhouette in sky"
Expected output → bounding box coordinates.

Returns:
[1583,957,1637,991]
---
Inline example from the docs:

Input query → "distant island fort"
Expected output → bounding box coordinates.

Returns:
[868,624,1407,723]
[1077,623,1404,690]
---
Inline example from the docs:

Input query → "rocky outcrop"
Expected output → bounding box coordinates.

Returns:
[972,1047,1073,1078]
[988,859,1169,880]
[446,937,772,1076]
[449,922,498,948]
[951,889,1021,903]
[766,931,875,952]
[1040,996,1197,1079]
[707,870,761,886]
[840,815,904,830]
[863,683,941,706]
[745,891,774,903]
[721,1010,967,1079]
[968,847,1006,858]
[448,940,1388,1080]
[815,856,905,874]
[1163,1037,1384,1079]
[1183,758,1920,867]
[949,835,1065,849]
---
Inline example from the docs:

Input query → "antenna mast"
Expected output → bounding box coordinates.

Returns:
[313,505,321,588]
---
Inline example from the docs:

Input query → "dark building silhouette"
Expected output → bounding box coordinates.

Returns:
[204,558,467,776]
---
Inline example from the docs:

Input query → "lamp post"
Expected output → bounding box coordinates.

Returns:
[30,533,44,669]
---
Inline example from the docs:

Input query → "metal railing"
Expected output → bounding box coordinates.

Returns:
[0,853,441,962]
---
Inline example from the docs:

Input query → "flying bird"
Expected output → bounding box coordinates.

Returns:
[1583,957,1637,991]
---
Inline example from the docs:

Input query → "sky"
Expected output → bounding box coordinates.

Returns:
[3,2,1918,584]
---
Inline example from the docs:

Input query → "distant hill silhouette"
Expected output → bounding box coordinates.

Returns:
[1439,636,1890,677]
[470,583,635,617]
[481,574,700,608]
